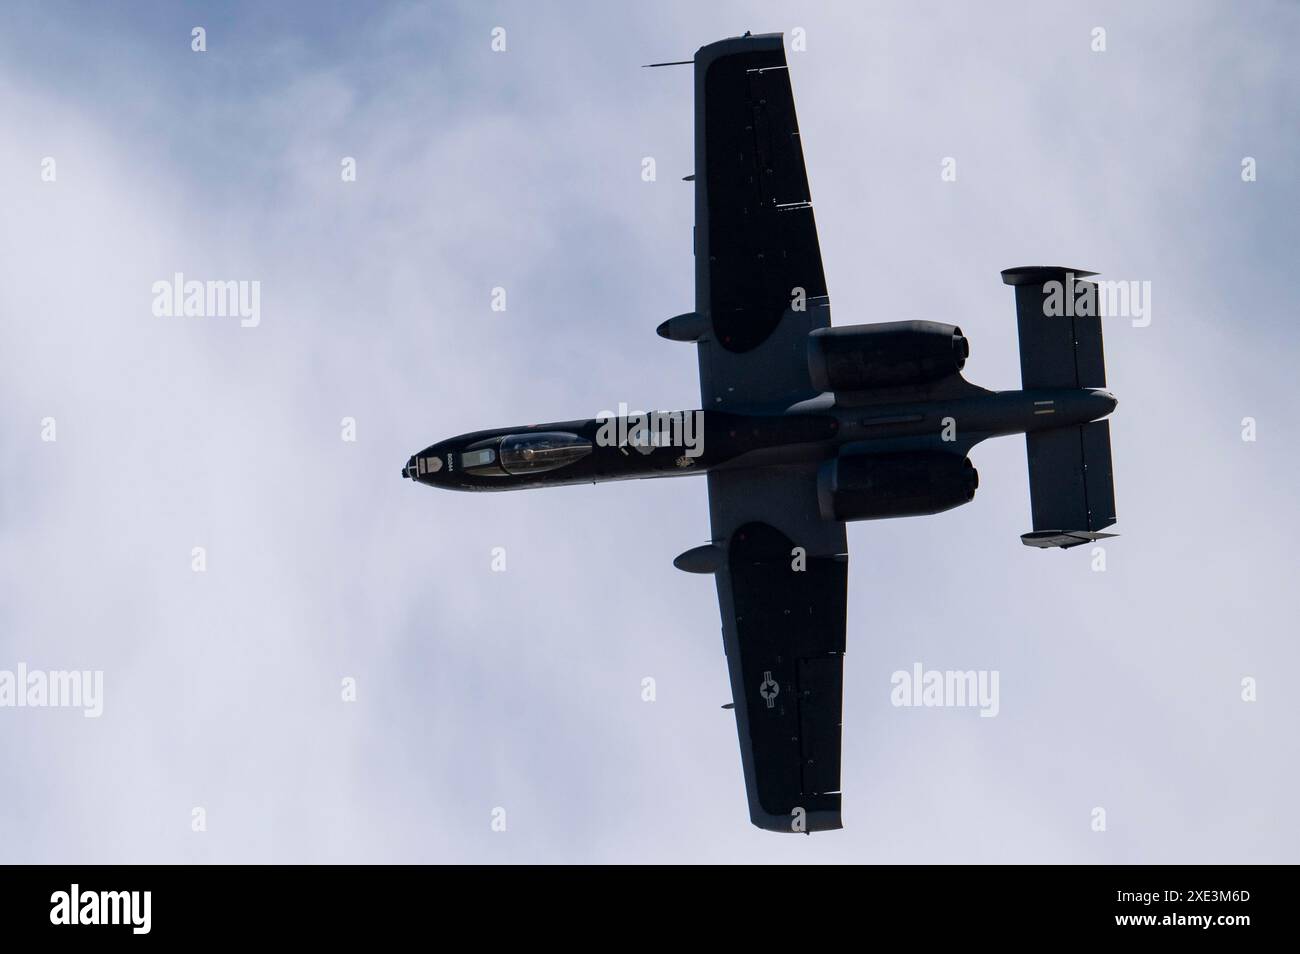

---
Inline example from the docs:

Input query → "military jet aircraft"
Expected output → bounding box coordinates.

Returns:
[403,32,1118,833]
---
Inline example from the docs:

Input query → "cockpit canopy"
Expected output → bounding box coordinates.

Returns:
[461,431,592,476]
[501,432,592,473]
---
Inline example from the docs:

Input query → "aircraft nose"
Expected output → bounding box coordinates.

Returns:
[401,456,416,479]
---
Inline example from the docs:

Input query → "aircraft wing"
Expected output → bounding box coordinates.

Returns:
[693,33,830,412]
[707,464,849,832]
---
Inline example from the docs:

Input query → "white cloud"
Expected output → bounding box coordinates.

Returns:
[1,1,1297,862]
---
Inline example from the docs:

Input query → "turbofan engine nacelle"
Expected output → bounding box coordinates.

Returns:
[817,452,978,522]
[807,320,968,393]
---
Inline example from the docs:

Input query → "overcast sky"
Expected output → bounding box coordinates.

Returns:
[2,1,1297,863]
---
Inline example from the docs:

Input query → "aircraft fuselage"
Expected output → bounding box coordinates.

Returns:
[402,386,1117,493]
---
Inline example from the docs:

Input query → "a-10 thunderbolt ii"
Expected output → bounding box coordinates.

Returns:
[403,32,1118,833]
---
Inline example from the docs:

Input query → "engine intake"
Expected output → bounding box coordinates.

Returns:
[818,452,978,522]
[807,320,968,393]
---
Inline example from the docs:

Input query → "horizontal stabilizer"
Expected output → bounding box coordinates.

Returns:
[1003,266,1105,389]
[1024,420,1117,548]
